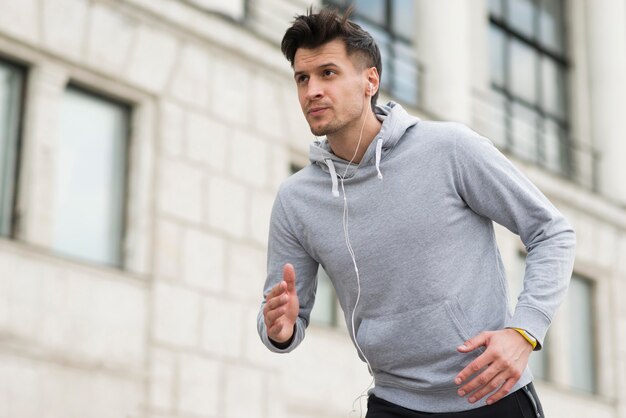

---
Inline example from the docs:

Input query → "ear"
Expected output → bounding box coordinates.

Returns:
[366,67,379,96]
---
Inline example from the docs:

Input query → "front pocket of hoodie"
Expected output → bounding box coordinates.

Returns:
[357,298,479,391]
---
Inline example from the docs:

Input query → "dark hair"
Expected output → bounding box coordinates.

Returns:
[281,7,382,108]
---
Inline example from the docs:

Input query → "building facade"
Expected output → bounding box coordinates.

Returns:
[0,0,624,417]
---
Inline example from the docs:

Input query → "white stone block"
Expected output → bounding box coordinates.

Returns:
[242,307,282,370]
[282,86,312,150]
[0,354,41,418]
[187,112,228,172]
[157,158,204,223]
[207,176,248,238]
[270,145,291,191]
[0,0,39,44]
[153,281,201,348]
[250,190,274,246]
[224,365,264,418]
[59,271,146,369]
[210,56,251,125]
[252,73,287,142]
[41,0,89,61]
[126,24,179,93]
[159,101,185,158]
[177,353,221,417]
[228,129,269,188]
[181,228,225,292]
[86,3,137,74]
[169,43,211,109]
[149,347,176,411]
[154,219,182,280]
[6,258,44,342]
[227,243,266,303]
[201,296,244,358]
[186,0,245,20]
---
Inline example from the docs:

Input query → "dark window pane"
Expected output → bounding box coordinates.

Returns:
[489,25,506,87]
[510,38,538,104]
[539,0,565,52]
[53,87,129,266]
[392,0,415,40]
[507,0,535,38]
[355,0,386,26]
[0,61,23,237]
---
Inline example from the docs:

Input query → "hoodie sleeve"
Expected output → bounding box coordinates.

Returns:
[453,127,576,349]
[257,191,320,353]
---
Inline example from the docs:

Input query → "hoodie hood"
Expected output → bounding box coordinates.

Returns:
[308,102,419,196]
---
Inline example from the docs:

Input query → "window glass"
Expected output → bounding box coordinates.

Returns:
[391,42,418,105]
[489,0,504,19]
[510,38,538,104]
[507,0,535,38]
[511,102,538,161]
[541,57,566,119]
[0,61,23,237]
[52,87,129,266]
[391,0,415,40]
[543,119,563,172]
[310,266,338,326]
[489,25,506,88]
[568,276,597,393]
[355,0,386,26]
[539,0,564,52]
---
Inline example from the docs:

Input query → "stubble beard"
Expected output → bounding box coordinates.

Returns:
[307,104,364,137]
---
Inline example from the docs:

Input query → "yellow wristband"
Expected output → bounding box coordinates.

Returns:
[511,328,537,349]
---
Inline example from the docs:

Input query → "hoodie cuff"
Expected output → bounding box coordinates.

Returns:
[258,312,305,354]
[505,305,551,350]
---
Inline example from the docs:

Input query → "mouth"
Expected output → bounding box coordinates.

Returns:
[308,107,329,117]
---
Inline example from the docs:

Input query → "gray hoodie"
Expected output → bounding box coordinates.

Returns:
[257,102,576,412]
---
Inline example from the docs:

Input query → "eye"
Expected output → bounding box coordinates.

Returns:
[296,75,309,84]
[323,69,336,77]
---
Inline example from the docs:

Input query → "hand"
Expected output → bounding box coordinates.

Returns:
[263,263,300,344]
[454,329,533,405]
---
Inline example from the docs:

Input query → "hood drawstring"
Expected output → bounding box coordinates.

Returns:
[375,137,384,180]
[324,139,384,197]
[325,159,340,197]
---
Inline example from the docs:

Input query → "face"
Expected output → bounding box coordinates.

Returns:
[293,39,369,137]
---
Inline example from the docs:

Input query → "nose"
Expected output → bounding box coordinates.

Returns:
[306,79,323,101]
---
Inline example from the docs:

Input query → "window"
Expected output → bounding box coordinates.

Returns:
[488,0,571,177]
[52,86,130,266]
[0,59,25,238]
[325,0,421,106]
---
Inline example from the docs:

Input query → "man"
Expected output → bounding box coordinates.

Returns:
[257,7,575,418]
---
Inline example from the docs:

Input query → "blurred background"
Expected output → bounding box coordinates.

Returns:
[0,0,625,417]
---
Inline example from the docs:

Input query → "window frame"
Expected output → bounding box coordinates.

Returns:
[488,0,572,177]
[0,57,27,239]
[51,83,132,267]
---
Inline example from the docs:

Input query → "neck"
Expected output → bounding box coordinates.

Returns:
[327,110,382,163]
